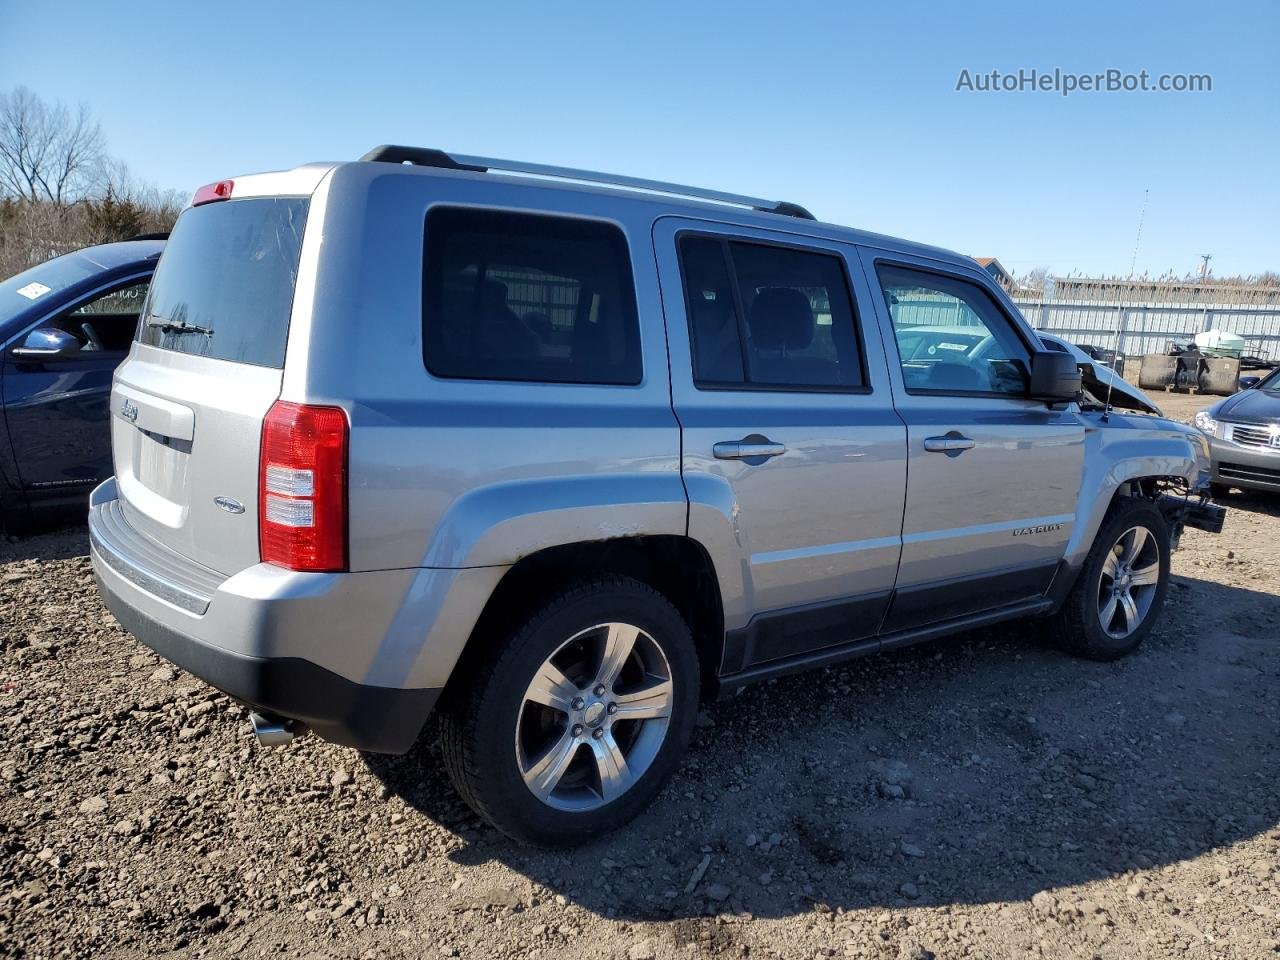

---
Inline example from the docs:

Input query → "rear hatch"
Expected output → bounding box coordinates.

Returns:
[112,188,311,575]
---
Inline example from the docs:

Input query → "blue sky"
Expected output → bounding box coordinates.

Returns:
[3,0,1277,278]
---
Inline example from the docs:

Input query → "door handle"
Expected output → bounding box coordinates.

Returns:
[713,437,786,461]
[923,435,975,453]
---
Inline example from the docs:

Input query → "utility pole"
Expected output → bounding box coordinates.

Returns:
[1199,254,1212,280]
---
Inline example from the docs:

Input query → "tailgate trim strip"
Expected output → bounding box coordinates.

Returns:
[89,498,224,615]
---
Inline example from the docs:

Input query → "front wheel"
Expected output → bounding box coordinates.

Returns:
[1049,498,1171,661]
[439,576,699,846]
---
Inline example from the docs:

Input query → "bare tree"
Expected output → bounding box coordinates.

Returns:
[100,158,185,218]
[0,86,106,205]
[1016,267,1051,295]
[0,88,183,279]
[84,161,184,244]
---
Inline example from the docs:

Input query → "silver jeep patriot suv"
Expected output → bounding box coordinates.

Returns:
[90,145,1225,845]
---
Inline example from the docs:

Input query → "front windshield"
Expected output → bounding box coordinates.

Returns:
[0,252,100,326]
[1258,365,1280,391]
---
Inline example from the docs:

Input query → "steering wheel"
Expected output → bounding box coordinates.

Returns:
[79,322,105,351]
[967,333,997,360]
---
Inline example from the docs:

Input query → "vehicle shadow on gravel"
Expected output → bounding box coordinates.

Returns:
[365,573,1279,921]
[0,522,89,564]
[1213,488,1280,517]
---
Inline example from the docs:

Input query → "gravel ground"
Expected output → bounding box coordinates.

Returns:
[3,392,1278,960]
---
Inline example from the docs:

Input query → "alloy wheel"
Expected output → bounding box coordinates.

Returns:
[516,622,674,812]
[1097,524,1162,639]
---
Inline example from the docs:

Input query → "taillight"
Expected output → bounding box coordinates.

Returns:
[192,179,234,206]
[259,401,348,572]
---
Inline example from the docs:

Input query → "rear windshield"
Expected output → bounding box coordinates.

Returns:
[138,197,308,367]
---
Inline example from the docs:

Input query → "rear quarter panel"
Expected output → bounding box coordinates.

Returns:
[291,163,685,573]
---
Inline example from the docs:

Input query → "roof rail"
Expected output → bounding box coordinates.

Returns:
[359,144,816,220]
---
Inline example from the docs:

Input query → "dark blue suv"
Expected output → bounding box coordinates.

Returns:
[1,237,164,532]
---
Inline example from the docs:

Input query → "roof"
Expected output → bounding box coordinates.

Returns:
[221,152,980,273]
[347,159,976,270]
[68,239,166,270]
[360,144,817,220]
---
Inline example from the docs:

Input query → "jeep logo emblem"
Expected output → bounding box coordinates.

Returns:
[214,496,245,515]
[120,398,139,422]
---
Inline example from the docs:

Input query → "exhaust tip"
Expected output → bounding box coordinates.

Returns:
[249,711,307,747]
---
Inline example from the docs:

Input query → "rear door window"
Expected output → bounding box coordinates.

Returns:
[422,207,642,385]
[679,235,866,391]
[138,198,308,368]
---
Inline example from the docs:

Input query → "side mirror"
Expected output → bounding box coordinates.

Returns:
[11,328,82,361]
[1028,349,1082,403]
[1238,376,1262,391]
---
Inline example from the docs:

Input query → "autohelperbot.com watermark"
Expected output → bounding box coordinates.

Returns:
[955,67,1212,97]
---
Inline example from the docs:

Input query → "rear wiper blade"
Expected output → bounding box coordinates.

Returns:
[145,315,213,336]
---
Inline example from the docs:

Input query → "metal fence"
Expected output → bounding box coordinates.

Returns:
[890,294,986,328]
[887,290,1280,362]
[1011,298,1280,360]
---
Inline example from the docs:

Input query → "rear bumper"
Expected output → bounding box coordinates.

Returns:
[1208,435,1280,493]
[88,478,442,753]
[98,583,439,752]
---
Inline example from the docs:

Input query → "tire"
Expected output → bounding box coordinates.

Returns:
[439,575,699,847]
[0,495,30,539]
[1048,497,1171,661]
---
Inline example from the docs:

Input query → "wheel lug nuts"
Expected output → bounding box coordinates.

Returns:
[593,684,606,696]
[592,728,604,739]
[571,697,584,710]
[607,702,618,715]
[571,724,584,737]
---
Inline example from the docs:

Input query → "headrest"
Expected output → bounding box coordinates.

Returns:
[480,278,510,308]
[749,288,814,351]
[691,296,732,331]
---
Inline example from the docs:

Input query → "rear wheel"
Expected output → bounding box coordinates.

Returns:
[439,576,698,846]
[1049,498,1170,661]
[0,494,30,539]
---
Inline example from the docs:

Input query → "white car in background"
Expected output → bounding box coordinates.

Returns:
[1036,331,1162,415]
